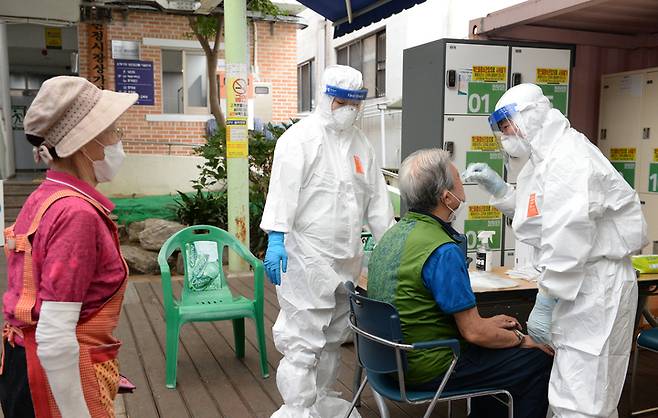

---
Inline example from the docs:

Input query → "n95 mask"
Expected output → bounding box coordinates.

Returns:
[501,135,531,159]
[331,106,359,130]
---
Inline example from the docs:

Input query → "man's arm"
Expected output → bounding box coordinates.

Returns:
[454,307,522,348]
[455,308,554,355]
[454,307,555,356]
[423,244,553,355]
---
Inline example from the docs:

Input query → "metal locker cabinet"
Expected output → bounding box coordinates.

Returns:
[639,71,658,194]
[443,115,503,179]
[639,71,658,253]
[455,185,505,265]
[444,42,509,116]
[598,72,644,190]
[639,193,658,254]
[401,39,510,163]
[402,39,573,267]
[509,46,572,117]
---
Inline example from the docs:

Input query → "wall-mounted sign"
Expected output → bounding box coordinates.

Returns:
[226,63,249,159]
[11,106,27,130]
[114,60,154,105]
[87,24,106,88]
[45,27,62,49]
[218,71,254,99]
[111,40,140,60]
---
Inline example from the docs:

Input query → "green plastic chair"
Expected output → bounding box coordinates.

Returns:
[157,225,269,388]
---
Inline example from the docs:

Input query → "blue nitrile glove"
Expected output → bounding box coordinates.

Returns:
[264,231,287,286]
[462,163,509,198]
[526,292,558,346]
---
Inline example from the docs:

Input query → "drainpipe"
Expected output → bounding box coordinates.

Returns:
[377,102,387,168]
[0,21,14,179]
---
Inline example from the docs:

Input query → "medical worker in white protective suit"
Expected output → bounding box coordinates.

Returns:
[260,65,395,418]
[463,83,647,418]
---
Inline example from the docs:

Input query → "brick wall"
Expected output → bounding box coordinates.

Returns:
[78,9,297,156]
[255,21,298,122]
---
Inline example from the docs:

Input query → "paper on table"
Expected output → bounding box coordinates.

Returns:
[506,265,541,281]
[469,271,519,290]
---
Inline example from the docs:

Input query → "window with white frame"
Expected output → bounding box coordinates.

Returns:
[298,59,314,112]
[162,49,210,114]
[336,30,386,98]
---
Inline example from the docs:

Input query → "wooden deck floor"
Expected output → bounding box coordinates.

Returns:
[1,258,657,417]
[116,274,452,418]
[113,273,658,418]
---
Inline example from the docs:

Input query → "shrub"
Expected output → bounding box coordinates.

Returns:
[175,121,295,257]
[174,189,228,229]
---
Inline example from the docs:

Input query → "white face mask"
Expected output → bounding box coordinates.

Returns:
[331,105,359,130]
[446,190,466,223]
[501,135,531,159]
[85,139,125,183]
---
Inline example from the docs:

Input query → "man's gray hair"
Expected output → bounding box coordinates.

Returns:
[399,148,454,212]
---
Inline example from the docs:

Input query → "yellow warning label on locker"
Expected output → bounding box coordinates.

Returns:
[610,148,636,161]
[536,68,568,84]
[472,66,507,82]
[471,136,498,151]
[468,205,501,220]
[654,149,658,162]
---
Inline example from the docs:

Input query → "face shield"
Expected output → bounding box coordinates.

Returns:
[489,103,532,164]
[324,84,368,130]
[325,85,367,105]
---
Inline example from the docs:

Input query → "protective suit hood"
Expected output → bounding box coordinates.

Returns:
[494,83,557,162]
[314,65,367,132]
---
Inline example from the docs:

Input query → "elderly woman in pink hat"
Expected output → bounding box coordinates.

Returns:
[0,76,136,418]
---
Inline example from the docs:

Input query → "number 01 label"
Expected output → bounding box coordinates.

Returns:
[467,82,506,115]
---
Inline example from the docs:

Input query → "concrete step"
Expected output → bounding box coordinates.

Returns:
[4,181,42,195]
[4,194,30,209]
[3,177,42,225]
[4,206,22,225]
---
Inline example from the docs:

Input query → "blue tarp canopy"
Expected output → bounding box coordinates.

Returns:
[297,0,427,38]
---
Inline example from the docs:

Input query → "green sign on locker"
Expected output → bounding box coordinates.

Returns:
[463,205,502,251]
[609,148,636,189]
[466,135,504,177]
[465,151,503,177]
[611,162,636,189]
[538,84,568,115]
[467,82,506,115]
[649,162,658,193]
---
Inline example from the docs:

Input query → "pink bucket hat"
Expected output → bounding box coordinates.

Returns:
[23,76,137,158]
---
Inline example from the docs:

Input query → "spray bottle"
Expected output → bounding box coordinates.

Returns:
[475,231,496,272]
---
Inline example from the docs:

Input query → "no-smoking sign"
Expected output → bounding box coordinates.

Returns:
[232,79,247,96]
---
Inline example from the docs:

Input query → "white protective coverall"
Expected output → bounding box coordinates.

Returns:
[488,84,647,418]
[260,65,395,418]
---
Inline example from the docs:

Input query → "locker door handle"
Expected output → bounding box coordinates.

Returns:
[443,141,454,158]
[600,129,607,140]
[643,127,651,139]
[446,70,456,88]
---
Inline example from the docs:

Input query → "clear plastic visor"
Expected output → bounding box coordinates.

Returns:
[488,104,527,151]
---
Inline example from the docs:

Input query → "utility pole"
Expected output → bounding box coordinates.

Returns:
[224,0,250,271]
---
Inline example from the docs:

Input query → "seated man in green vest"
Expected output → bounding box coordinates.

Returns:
[367,148,553,418]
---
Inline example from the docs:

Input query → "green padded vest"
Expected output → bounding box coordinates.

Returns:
[368,211,465,384]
